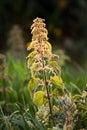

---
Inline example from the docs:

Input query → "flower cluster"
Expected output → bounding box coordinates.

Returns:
[27,17,52,61]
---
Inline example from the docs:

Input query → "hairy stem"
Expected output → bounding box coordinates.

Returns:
[42,60,54,124]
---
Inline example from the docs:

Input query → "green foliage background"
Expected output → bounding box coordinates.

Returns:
[0,52,87,129]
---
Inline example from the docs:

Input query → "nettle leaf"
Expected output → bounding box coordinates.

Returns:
[72,94,82,101]
[52,87,64,97]
[49,61,61,74]
[27,58,32,68]
[45,41,52,51]
[27,51,37,59]
[33,91,46,106]
[53,105,59,111]
[27,51,37,68]
[53,88,59,96]
[51,76,63,89]
[27,42,33,50]
[30,62,39,77]
[28,78,40,91]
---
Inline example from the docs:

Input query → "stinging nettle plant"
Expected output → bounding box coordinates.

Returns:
[27,17,76,129]
[27,17,63,124]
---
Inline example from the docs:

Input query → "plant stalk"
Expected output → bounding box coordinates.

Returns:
[42,60,54,125]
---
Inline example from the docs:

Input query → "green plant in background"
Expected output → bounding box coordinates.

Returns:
[0,102,45,130]
[0,54,9,112]
[0,53,31,111]
[72,89,87,130]
[54,49,70,66]
[6,55,30,105]
[7,25,25,59]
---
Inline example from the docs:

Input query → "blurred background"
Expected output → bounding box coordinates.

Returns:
[0,1,87,127]
[0,0,87,66]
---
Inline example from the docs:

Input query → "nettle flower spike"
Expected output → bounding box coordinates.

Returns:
[27,17,52,62]
[31,17,48,41]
